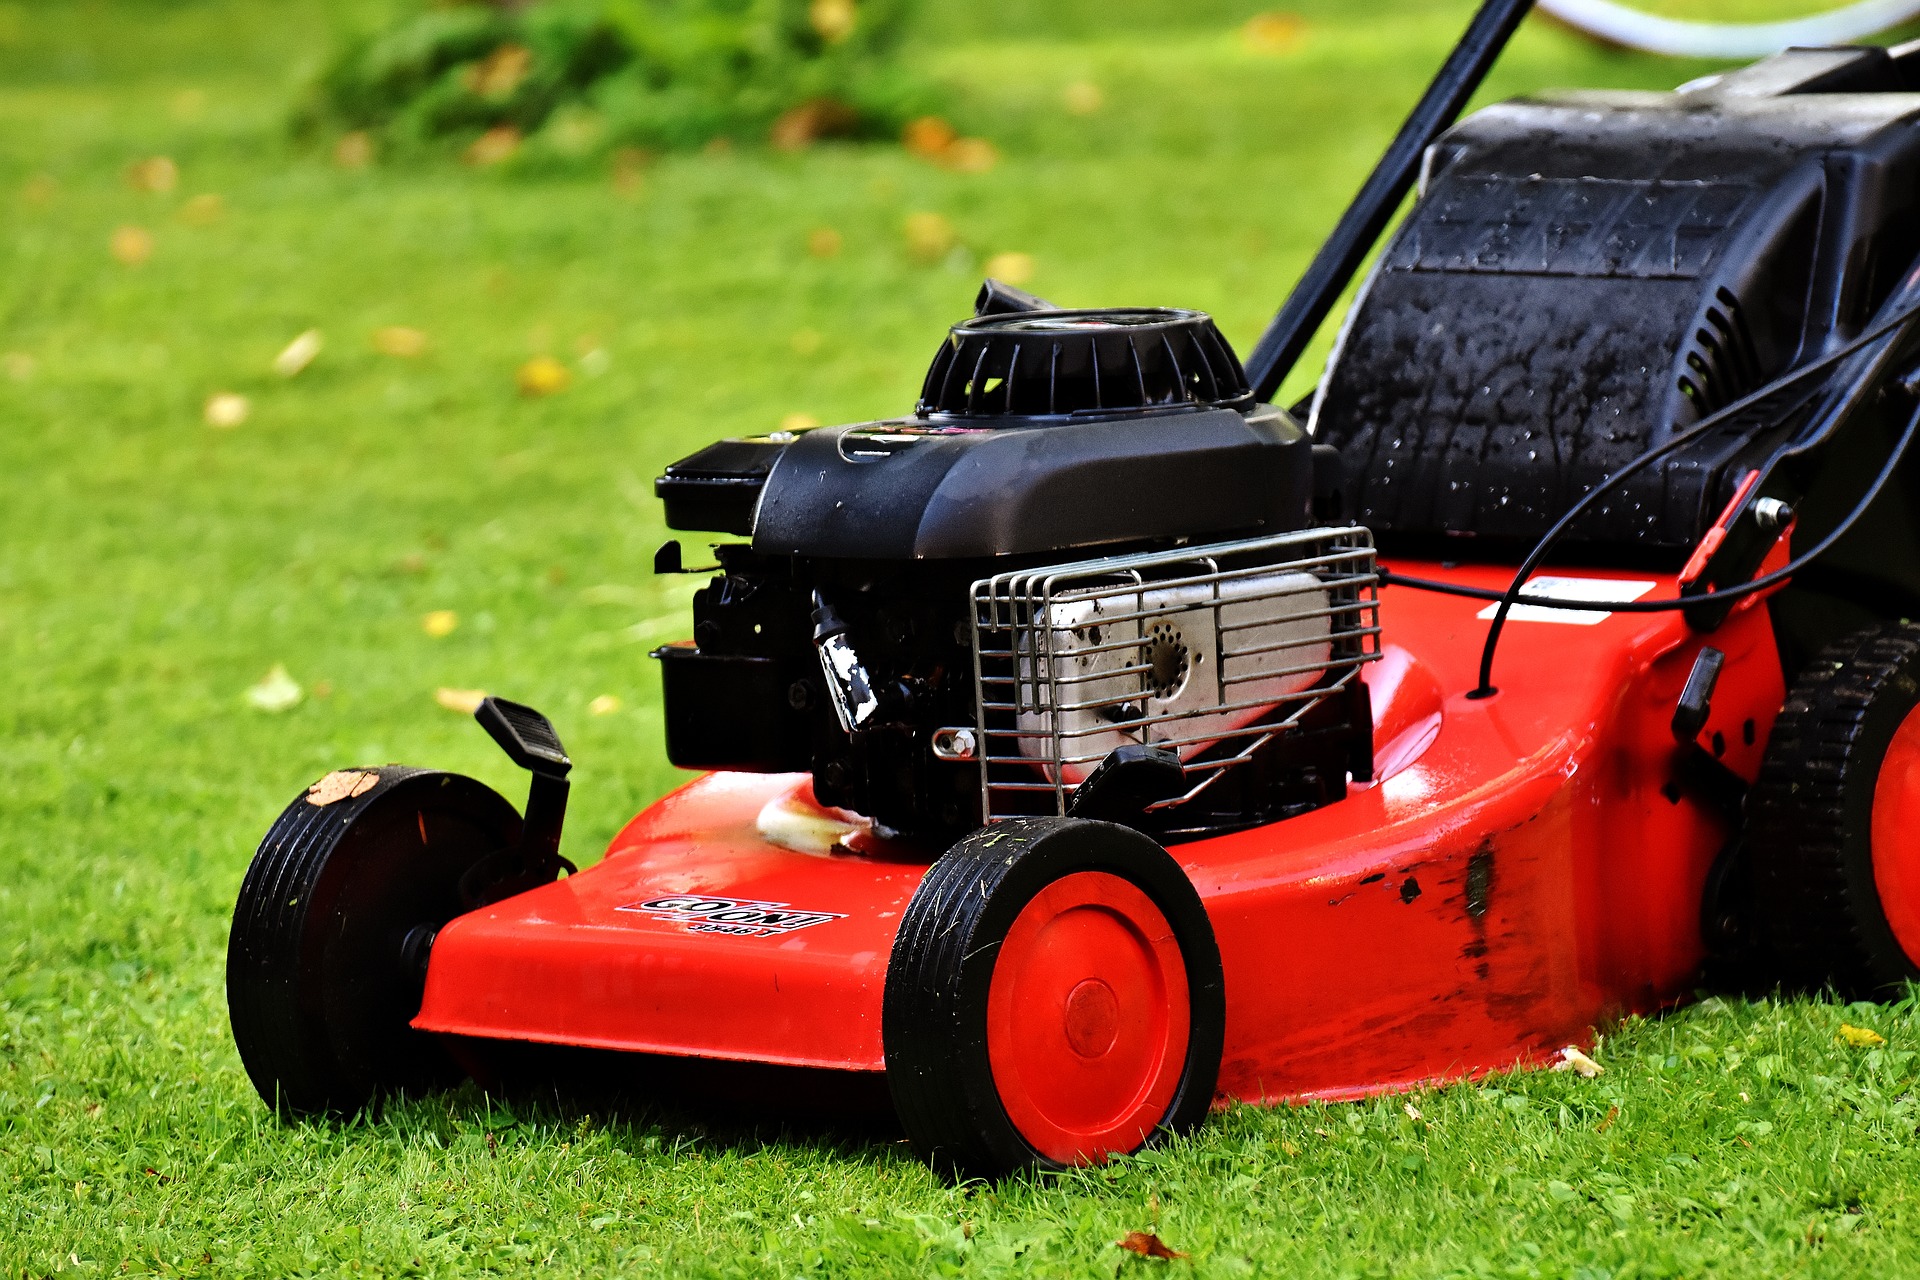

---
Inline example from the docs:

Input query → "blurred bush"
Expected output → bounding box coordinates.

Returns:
[296,0,934,161]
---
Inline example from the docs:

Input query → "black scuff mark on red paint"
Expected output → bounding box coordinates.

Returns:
[1465,847,1495,920]
[1399,876,1422,904]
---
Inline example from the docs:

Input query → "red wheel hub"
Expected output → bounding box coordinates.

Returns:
[986,871,1190,1165]
[1872,703,1920,964]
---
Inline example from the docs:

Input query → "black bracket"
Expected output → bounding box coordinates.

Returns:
[1669,647,1748,822]
[1067,743,1187,825]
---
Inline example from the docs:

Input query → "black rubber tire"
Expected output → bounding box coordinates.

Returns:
[1751,620,1920,995]
[227,766,522,1117]
[882,817,1225,1181]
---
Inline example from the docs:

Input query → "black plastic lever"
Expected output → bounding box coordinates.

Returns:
[474,696,574,881]
[1672,647,1725,744]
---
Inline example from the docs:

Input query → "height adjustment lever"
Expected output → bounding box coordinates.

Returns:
[472,696,576,887]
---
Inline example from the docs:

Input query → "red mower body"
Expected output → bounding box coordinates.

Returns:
[413,561,1786,1103]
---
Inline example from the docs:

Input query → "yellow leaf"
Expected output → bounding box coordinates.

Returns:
[176,193,224,226]
[435,687,487,715]
[1062,81,1104,116]
[807,227,843,259]
[421,609,459,638]
[245,664,303,713]
[809,0,856,43]
[110,225,153,266]
[983,251,1035,286]
[1243,12,1306,54]
[203,392,250,428]
[334,131,375,170]
[1552,1045,1604,1077]
[466,125,522,168]
[464,44,532,98]
[517,355,572,397]
[273,329,324,378]
[903,211,956,264]
[939,138,999,174]
[372,325,428,358]
[589,694,622,716]
[124,156,177,194]
[1839,1023,1886,1048]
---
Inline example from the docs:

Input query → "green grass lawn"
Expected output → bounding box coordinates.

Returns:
[6,0,1920,1275]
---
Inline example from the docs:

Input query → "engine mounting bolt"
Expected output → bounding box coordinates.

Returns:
[1752,496,1793,531]
[931,727,978,761]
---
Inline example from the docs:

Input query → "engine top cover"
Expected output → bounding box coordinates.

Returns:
[660,305,1316,561]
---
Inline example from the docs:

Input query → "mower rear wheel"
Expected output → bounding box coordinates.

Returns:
[227,766,523,1117]
[882,818,1225,1180]
[1751,621,1920,994]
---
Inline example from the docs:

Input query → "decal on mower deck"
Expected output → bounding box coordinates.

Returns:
[618,895,846,938]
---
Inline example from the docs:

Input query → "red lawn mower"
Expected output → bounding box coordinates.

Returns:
[229,0,1920,1180]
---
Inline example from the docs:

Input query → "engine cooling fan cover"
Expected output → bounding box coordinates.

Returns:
[917,308,1252,420]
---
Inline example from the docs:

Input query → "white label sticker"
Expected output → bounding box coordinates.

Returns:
[1474,576,1658,626]
[618,894,846,938]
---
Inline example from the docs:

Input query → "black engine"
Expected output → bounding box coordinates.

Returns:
[651,294,1370,840]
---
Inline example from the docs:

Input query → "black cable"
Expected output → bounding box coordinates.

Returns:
[1380,395,1920,640]
[1455,301,1920,695]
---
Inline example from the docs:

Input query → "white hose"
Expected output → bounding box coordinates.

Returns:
[1537,0,1920,57]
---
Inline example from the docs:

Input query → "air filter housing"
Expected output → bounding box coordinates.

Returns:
[917,308,1252,419]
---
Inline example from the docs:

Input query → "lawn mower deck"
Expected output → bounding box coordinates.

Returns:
[228,2,1920,1180]
[413,560,1784,1101]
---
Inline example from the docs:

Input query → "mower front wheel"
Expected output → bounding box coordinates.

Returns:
[882,818,1225,1180]
[227,766,524,1117]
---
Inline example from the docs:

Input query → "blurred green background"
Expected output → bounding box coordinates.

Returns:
[6,2,1920,1276]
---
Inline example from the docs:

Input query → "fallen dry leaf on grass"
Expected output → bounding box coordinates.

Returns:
[204,392,250,428]
[939,137,998,173]
[807,227,843,258]
[589,695,622,716]
[611,146,652,197]
[110,225,153,266]
[1242,12,1306,54]
[176,193,224,226]
[517,355,572,396]
[372,325,428,357]
[335,131,375,169]
[274,329,323,378]
[770,98,858,151]
[809,0,856,43]
[466,125,522,167]
[465,43,532,97]
[436,687,487,715]
[903,211,956,264]
[1839,1023,1886,1048]
[1117,1232,1185,1260]
[246,665,303,713]
[125,156,178,194]
[422,610,459,638]
[306,770,380,807]
[1063,80,1104,115]
[983,251,1034,285]
[903,116,958,159]
[1552,1045,1604,1077]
